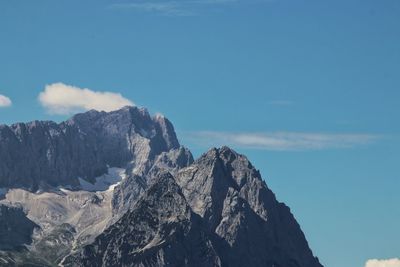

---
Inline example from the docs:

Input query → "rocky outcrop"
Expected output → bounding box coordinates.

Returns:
[111,146,194,217]
[0,204,39,250]
[0,106,180,190]
[64,172,221,267]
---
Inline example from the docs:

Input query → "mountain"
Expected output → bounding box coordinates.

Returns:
[0,106,179,190]
[0,106,323,267]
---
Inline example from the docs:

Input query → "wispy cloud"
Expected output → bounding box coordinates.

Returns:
[110,0,254,16]
[111,2,195,16]
[184,131,379,151]
[38,83,134,115]
[0,94,12,108]
[268,100,293,106]
[365,258,400,267]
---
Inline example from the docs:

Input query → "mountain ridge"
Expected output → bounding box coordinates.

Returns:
[0,106,179,190]
[0,106,323,267]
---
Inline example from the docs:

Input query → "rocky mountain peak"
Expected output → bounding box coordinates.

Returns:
[0,106,180,189]
[143,171,186,202]
[197,146,262,189]
[175,146,322,267]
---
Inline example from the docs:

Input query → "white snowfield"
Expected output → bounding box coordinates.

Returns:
[78,167,127,192]
[0,168,127,248]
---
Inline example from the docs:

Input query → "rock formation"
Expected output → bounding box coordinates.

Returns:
[0,106,323,267]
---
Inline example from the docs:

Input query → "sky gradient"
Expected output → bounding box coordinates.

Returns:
[1,1,400,266]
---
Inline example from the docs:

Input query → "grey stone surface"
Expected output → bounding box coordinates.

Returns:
[111,146,194,218]
[0,106,179,190]
[0,204,39,250]
[65,146,322,267]
[64,172,221,267]
[175,146,323,267]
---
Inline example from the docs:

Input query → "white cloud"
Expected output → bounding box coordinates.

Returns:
[365,258,400,267]
[111,1,199,16]
[112,2,194,16]
[38,83,134,115]
[0,94,12,107]
[184,131,379,151]
[268,100,293,106]
[110,0,242,16]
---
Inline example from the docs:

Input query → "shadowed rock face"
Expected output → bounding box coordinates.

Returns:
[0,204,39,250]
[0,106,180,190]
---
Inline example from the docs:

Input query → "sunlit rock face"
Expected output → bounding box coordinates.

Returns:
[0,107,322,267]
[175,146,322,267]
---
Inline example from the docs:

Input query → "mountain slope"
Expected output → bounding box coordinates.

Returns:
[64,172,221,267]
[175,146,322,267]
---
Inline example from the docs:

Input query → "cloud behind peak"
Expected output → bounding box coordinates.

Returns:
[38,83,134,115]
[184,131,379,151]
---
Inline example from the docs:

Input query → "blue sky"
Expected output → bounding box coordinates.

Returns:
[1,1,400,266]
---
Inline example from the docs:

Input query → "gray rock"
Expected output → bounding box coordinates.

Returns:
[111,146,194,218]
[175,146,323,267]
[0,204,39,250]
[0,106,180,190]
[65,146,322,267]
[64,172,221,267]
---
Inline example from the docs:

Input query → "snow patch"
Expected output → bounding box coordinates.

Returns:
[79,167,126,192]
[59,188,72,194]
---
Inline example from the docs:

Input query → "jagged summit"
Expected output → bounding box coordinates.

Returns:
[63,145,323,267]
[0,106,180,189]
[175,146,322,267]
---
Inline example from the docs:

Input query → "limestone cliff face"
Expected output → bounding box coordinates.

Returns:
[176,147,322,267]
[0,106,180,190]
